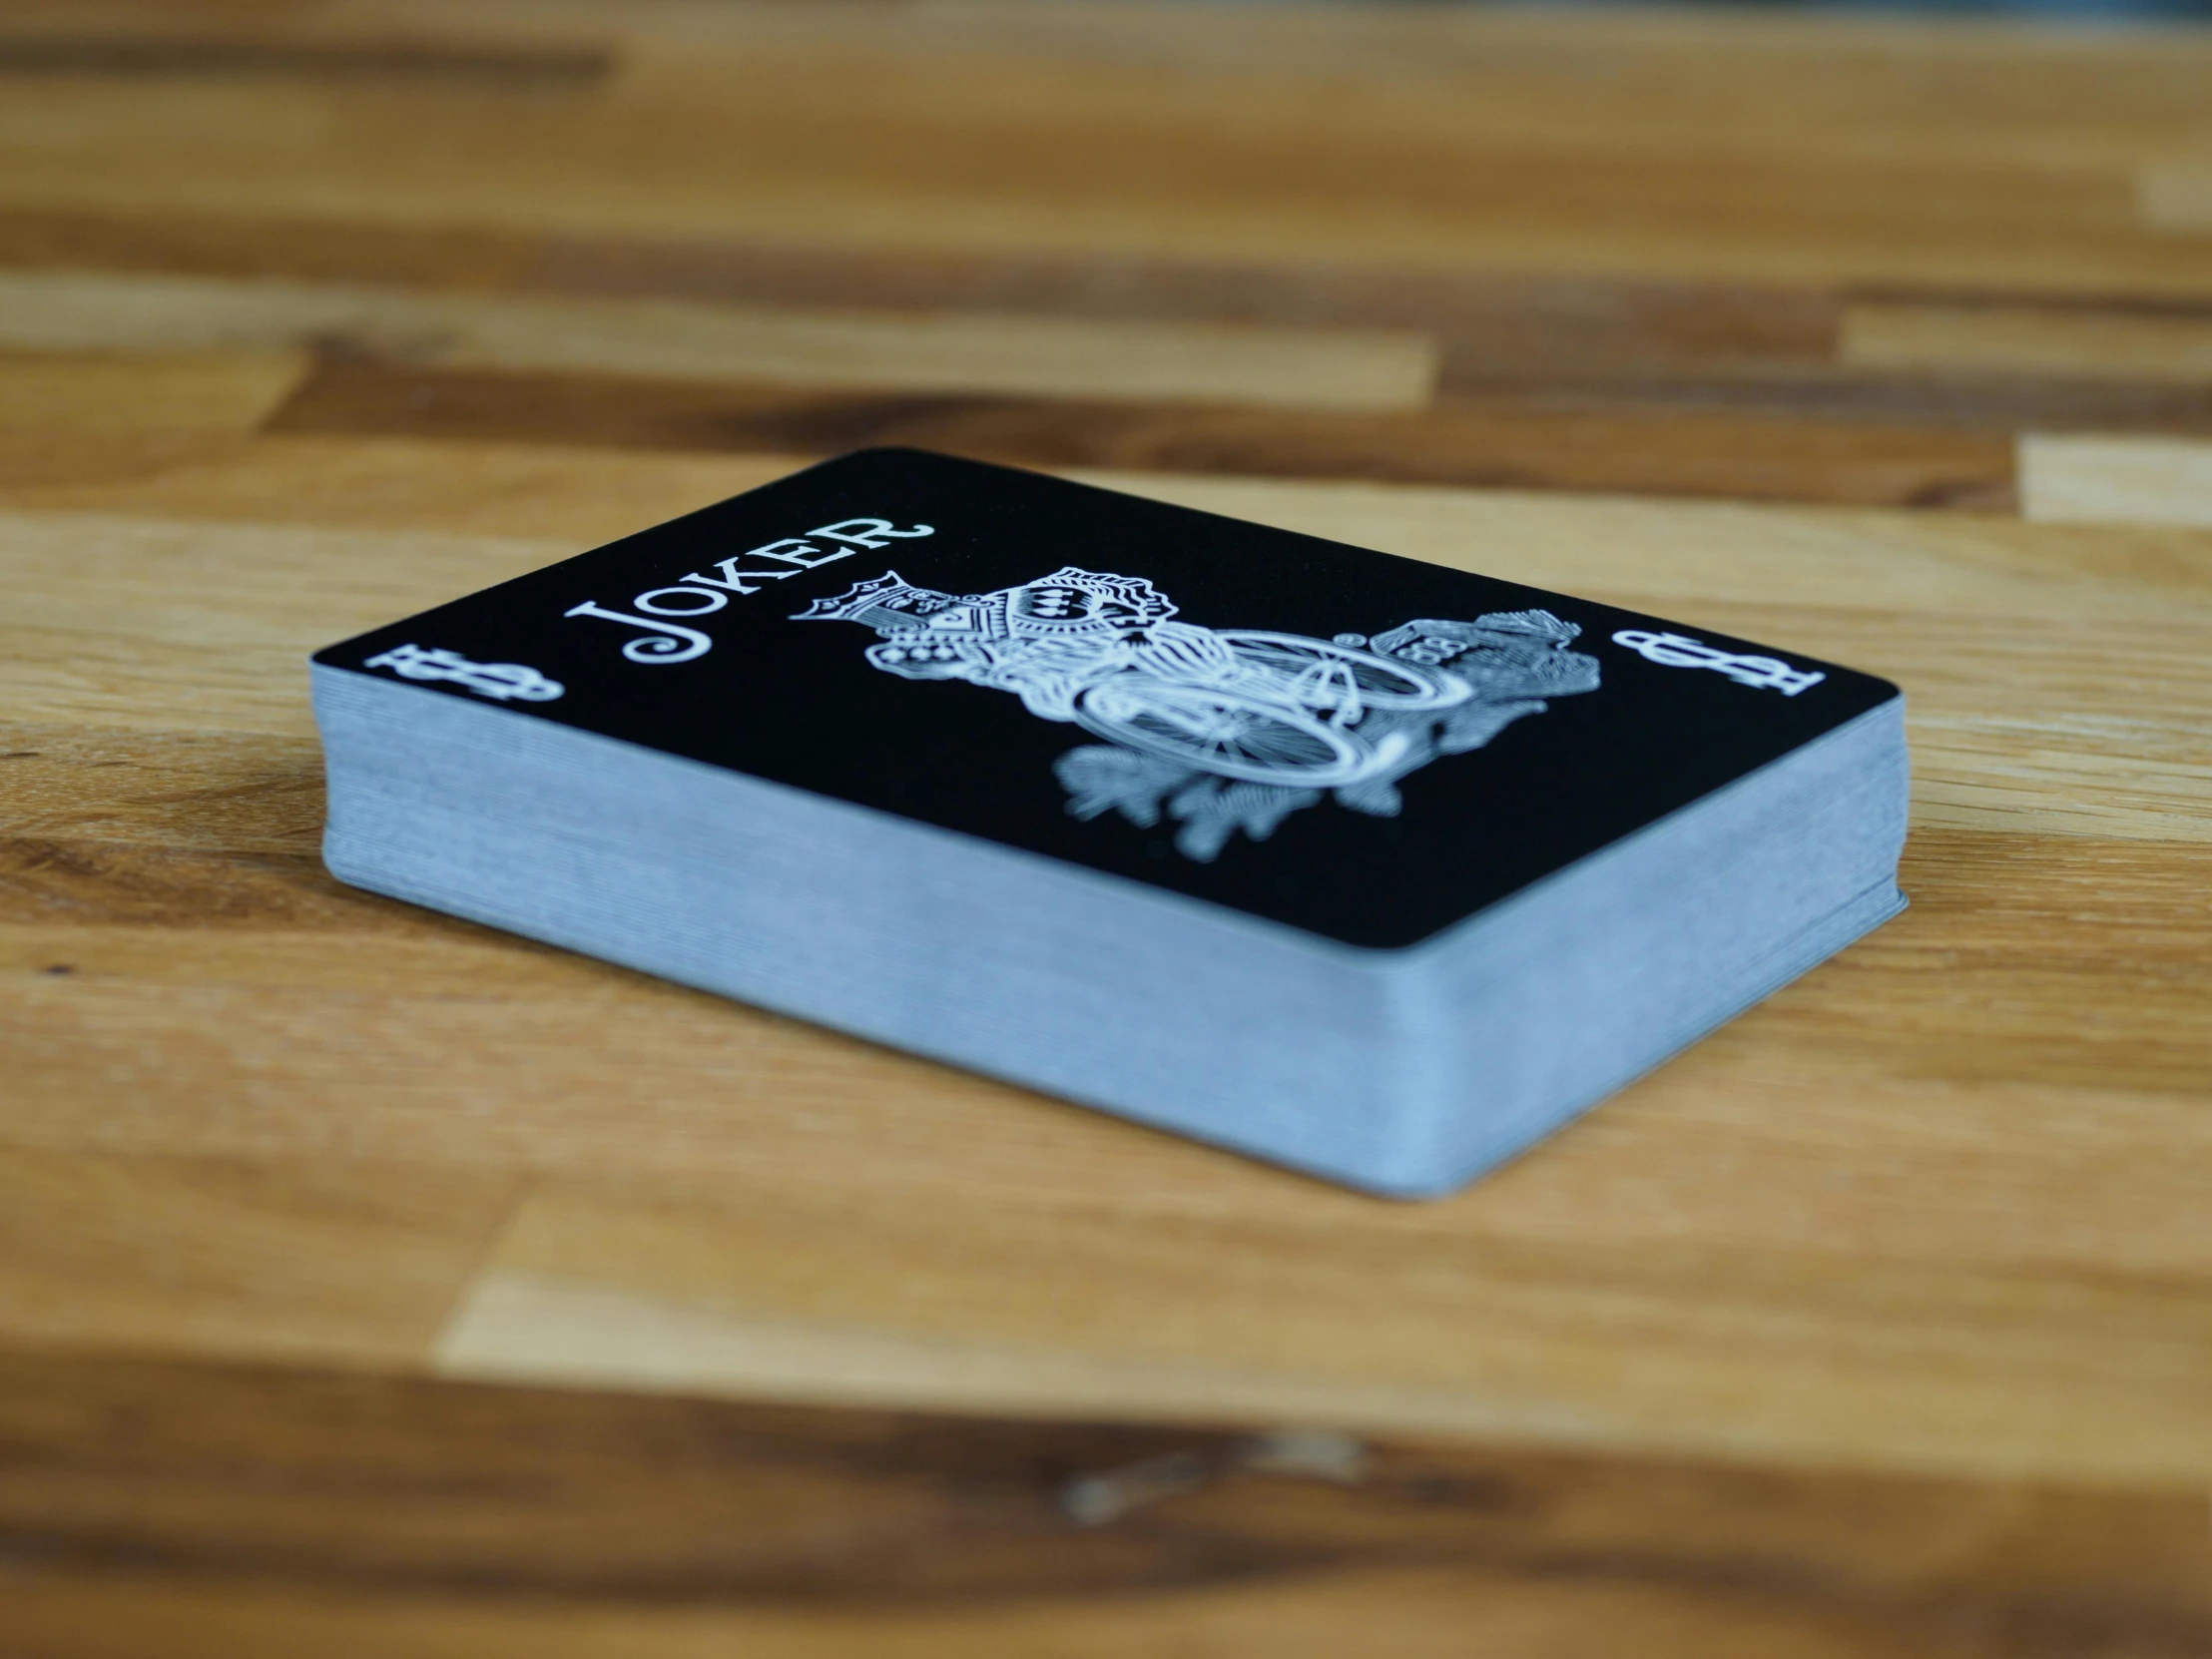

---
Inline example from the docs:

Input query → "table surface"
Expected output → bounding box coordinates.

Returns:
[3,2,2210,1653]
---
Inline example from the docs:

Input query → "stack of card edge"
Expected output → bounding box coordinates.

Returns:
[313,664,1906,1198]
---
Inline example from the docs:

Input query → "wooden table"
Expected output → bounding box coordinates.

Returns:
[3,3,2210,1652]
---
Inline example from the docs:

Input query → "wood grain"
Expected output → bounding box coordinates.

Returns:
[0,270,1438,410]
[0,1346,2205,1659]
[0,507,560,735]
[1843,301,2212,382]
[0,345,307,431]
[265,357,2016,509]
[0,31,612,91]
[528,233,1848,371]
[2019,431,2212,526]
[13,213,2212,439]
[0,1148,518,1364]
[432,1125,2212,1485]
[6,3,2212,1650]
[9,472,2209,843]
[2140,162,2212,232]
[3,467,2208,1494]
[0,208,1838,370]
[0,429,800,543]
[0,7,2202,294]
[0,204,542,290]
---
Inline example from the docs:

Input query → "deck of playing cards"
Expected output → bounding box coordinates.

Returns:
[312,449,1907,1197]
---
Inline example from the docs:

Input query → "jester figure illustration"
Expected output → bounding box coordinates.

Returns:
[796,567,1601,860]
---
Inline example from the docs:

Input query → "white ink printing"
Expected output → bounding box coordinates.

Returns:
[565,517,934,664]
[362,644,564,702]
[798,567,1601,861]
[1612,630,1825,697]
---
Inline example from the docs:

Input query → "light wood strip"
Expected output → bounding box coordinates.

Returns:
[0,509,564,736]
[432,1271,1495,1434]
[2140,161,2212,232]
[0,271,1439,411]
[265,357,2018,511]
[431,1171,2212,1488]
[0,1146,519,1365]
[1841,300,2212,381]
[1082,468,2212,629]
[0,430,799,543]
[0,345,307,431]
[2019,432,2212,526]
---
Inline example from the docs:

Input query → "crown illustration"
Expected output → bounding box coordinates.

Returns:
[791,570,937,623]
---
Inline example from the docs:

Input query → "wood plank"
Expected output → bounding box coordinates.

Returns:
[6,715,2207,1483]
[330,0,2212,168]
[0,1345,2204,1659]
[265,359,2016,510]
[0,15,2203,297]
[0,429,801,543]
[0,509,563,736]
[0,220,2160,433]
[2019,431,2212,526]
[245,340,2212,459]
[19,1569,2203,1659]
[0,205,541,289]
[430,1132,2212,1486]
[1439,366,2212,435]
[0,345,307,431]
[0,726,324,855]
[0,1571,1966,1659]
[47,203,2206,433]
[8,813,2207,1177]
[527,233,1845,373]
[0,31,612,91]
[5,469,2208,841]
[1077,475,2212,844]
[0,1148,517,1364]
[0,208,1838,372]
[0,270,1437,411]
[1085,466,2212,634]
[1842,300,2212,381]
[2140,161,2212,232]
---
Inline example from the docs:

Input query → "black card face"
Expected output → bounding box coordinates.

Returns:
[315,448,1898,949]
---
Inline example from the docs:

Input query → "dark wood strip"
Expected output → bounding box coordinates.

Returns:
[267,360,2016,511]
[0,837,368,932]
[0,729,322,849]
[528,235,1844,372]
[1849,281,2212,322]
[0,209,1840,371]
[0,208,539,291]
[9,207,2212,431]
[1444,365,2212,433]
[0,1343,2202,1649]
[0,34,610,91]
